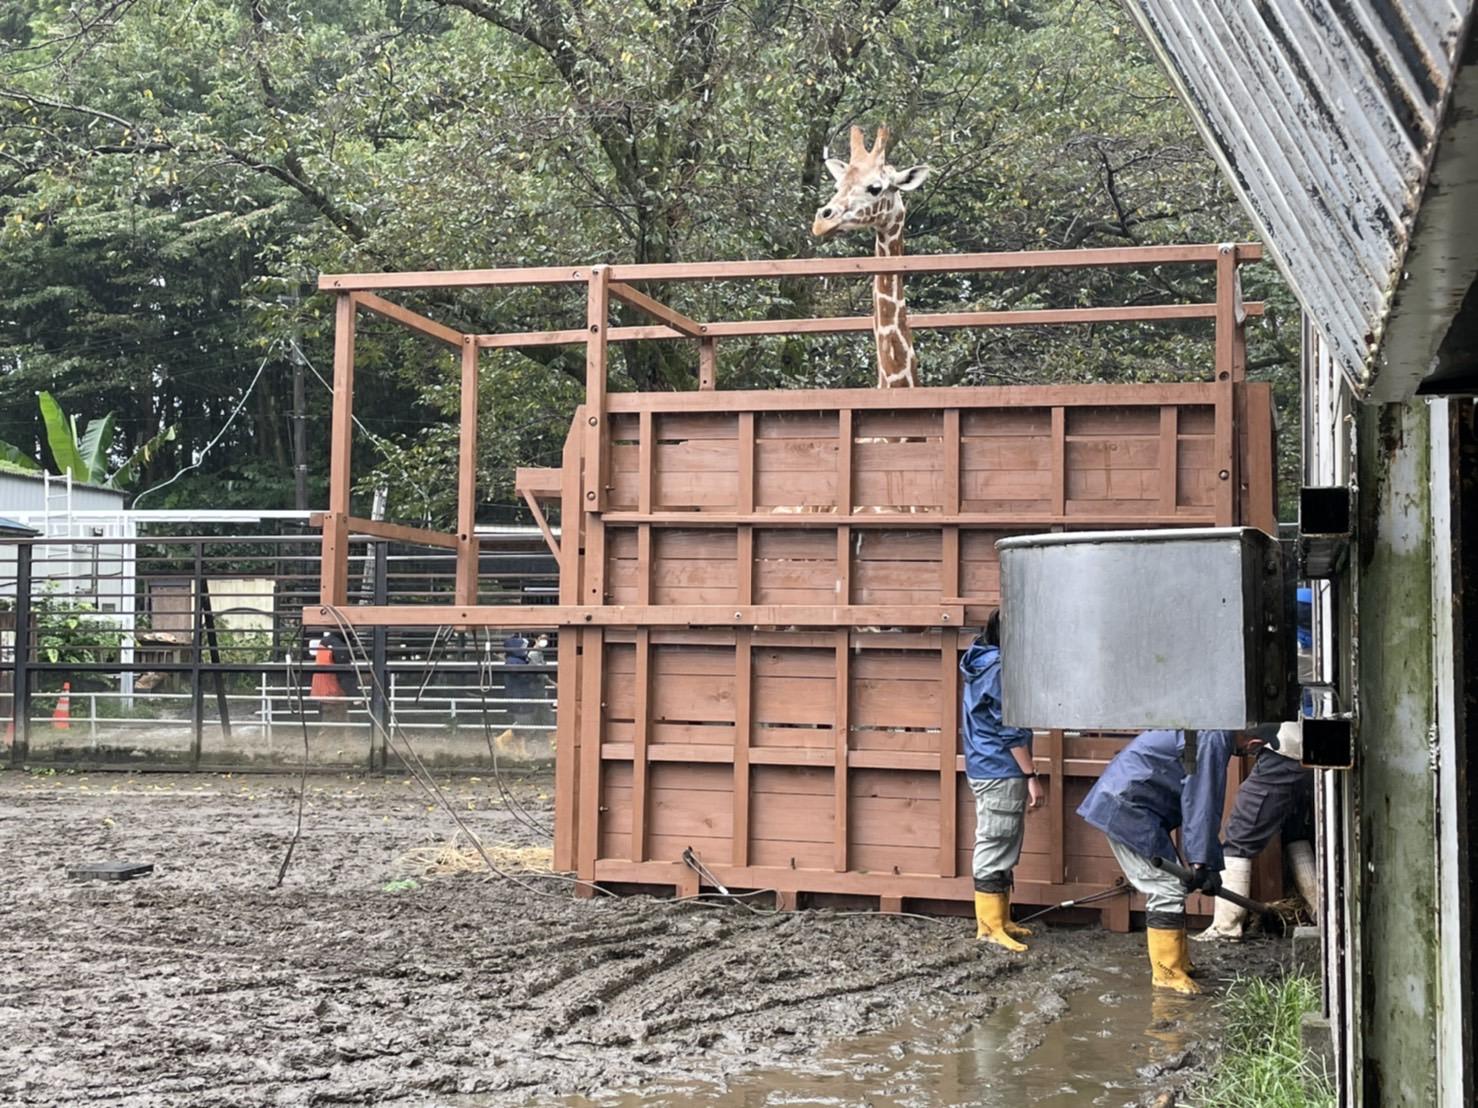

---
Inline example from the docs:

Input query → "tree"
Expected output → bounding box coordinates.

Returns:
[0,0,1301,522]
[0,391,176,489]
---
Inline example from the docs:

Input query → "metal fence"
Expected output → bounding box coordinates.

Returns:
[0,527,560,770]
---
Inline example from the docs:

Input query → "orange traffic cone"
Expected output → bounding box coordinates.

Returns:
[52,682,72,730]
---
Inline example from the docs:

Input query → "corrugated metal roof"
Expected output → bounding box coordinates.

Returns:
[1123,1,1477,400]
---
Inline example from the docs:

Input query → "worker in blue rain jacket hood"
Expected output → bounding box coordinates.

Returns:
[1077,727,1269,993]
[961,609,1043,951]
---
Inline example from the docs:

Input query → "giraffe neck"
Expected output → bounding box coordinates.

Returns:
[873,213,915,388]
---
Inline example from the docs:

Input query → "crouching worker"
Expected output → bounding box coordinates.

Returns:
[1196,720,1317,941]
[962,609,1043,951]
[1077,728,1266,993]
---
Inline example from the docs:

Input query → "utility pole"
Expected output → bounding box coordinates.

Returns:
[290,315,308,512]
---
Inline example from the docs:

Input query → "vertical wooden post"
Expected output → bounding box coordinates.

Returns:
[737,411,755,605]
[631,627,651,862]
[1050,406,1066,518]
[1214,244,1240,526]
[943,408,961,517]
[833,626,850,872]
[321,293,355,607]
[1215,381,1236,525]
[939,630,960,877]
[576,626,605,891]
[1215,243,1237,383]
[584,265,611,513]
[698,337,717,390]
[733,627,753,866]
[455,337,480,605]
[837,409,854,517]
[1048,728,1066,883]
[1158,406,1180,517]
[553,423,584,872]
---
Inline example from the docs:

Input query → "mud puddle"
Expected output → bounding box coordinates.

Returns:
[553,946,1250,1108]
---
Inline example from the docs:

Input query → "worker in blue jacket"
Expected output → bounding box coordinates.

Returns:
[961,609,1043,951]
[1077,728,1266,993]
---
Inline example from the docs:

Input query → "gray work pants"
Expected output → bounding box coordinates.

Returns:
[969,776,1028,890]
[1108,837,1186,916]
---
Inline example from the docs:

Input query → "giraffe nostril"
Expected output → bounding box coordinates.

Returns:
[820,206,834,219]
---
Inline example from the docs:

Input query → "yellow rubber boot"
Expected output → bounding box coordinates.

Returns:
[1147,927,1200,994]
[1003,894,1033,940]
[975,892,1028,952]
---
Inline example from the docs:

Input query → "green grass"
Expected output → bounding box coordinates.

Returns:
[1190,975,1336,1108]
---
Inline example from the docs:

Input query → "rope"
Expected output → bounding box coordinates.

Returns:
[272,648,311,888]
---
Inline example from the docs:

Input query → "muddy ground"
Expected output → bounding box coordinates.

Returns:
[0,770,1287,1106]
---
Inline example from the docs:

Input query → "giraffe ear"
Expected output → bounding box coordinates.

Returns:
[892,164,931,191]
[825,158,848,182]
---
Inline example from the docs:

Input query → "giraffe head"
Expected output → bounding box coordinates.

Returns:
[811,125,930,239]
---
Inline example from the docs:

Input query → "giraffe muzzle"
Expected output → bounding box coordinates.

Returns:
[812,209,846,236]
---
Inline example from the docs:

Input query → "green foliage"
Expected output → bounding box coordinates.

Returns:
[33,585,123,667]
[1194,975,1336,1108]
[1,390,177,489]
[0,0,1300,522]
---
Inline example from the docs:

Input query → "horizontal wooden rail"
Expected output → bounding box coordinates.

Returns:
[596,511,1217,528]
[320,242,1263,291]
[601,381,1223,411]
[309,513,459,549]
[474,301,1264,349]
[314,603,965,628]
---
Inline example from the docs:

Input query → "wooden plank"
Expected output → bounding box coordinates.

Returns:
[1215,244,1237,383]
[515,466,563,498]
[320,603,966,627]
[834,629,850,873]
[1158,407,1180,514]
[321,293,356,608]
[519,488,561,561]
[1049,406,1066,516]
[603,381,1224,414]
[1049,729,1066,883]
[309,513,459,551]
[1214,378,1236,525]
[1241,382,1277,532]
[474,300,1262,349]
[638,410,655,515]
[319,243,1262,290]
[553,426,583,872]
[577,628,605,888]
[837,408,853,516]
[456,339,480,605]
[608,280,703,337]
[351,292,464,347]
[602,511,1217,528]
[943,408,961,514]
[733,628,753,867]
[698,337,717,389]
[584,265,611,513]
[939,637,960,877]
[631,628,651,862]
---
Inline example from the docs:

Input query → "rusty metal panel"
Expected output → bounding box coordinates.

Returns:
[1122,1,1476,399]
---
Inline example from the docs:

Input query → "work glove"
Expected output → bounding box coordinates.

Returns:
[1187,864,1222,895]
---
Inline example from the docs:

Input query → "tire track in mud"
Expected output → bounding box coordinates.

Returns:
[0,773,1058,1106]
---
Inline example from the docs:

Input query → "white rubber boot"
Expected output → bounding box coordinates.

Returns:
[1193,855,1252,941]
[1286,839,1319,917]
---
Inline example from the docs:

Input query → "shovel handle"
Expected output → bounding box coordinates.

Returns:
[1149,854,1275,917]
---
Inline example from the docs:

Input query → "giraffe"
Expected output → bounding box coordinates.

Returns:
[812,124,930,390]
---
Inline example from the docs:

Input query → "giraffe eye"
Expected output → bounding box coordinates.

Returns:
[866,182,883,195]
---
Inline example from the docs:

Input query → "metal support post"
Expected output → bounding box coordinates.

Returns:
[11,543,32,767]
[190,541,204,768]
[370,539,390,769]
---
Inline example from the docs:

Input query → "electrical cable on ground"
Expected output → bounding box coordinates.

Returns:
[273,648,311,888]
[1014,881,1132,926]
[476,628,555,839]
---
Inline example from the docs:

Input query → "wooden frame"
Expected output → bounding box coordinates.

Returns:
[312,243,1278,923]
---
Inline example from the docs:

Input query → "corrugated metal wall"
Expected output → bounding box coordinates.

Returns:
[1122,1,1473,397]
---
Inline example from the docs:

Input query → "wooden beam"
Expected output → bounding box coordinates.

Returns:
[321,293,355,608]
[315,603,967,628]
[698,338,717,389]
[351,292,464,348]
[309,513,458,550]
[584,266,611,513]
[601,381,1224,412]
[608,280,703,337]
[833,628,850,873]
[733,628,753,867]
[319,243,1263,291]
[1158,406,1180,516]
[1215,243,1237,383]
[576,628,604,889]
[519,488,561,561]
[631,627,651,863]
[939,633,960,877]
[596,511,1219,528]
[1050,406,1066,517]
[515,466,562,498]
[473,301,1266,350]
[456,338,480,605]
